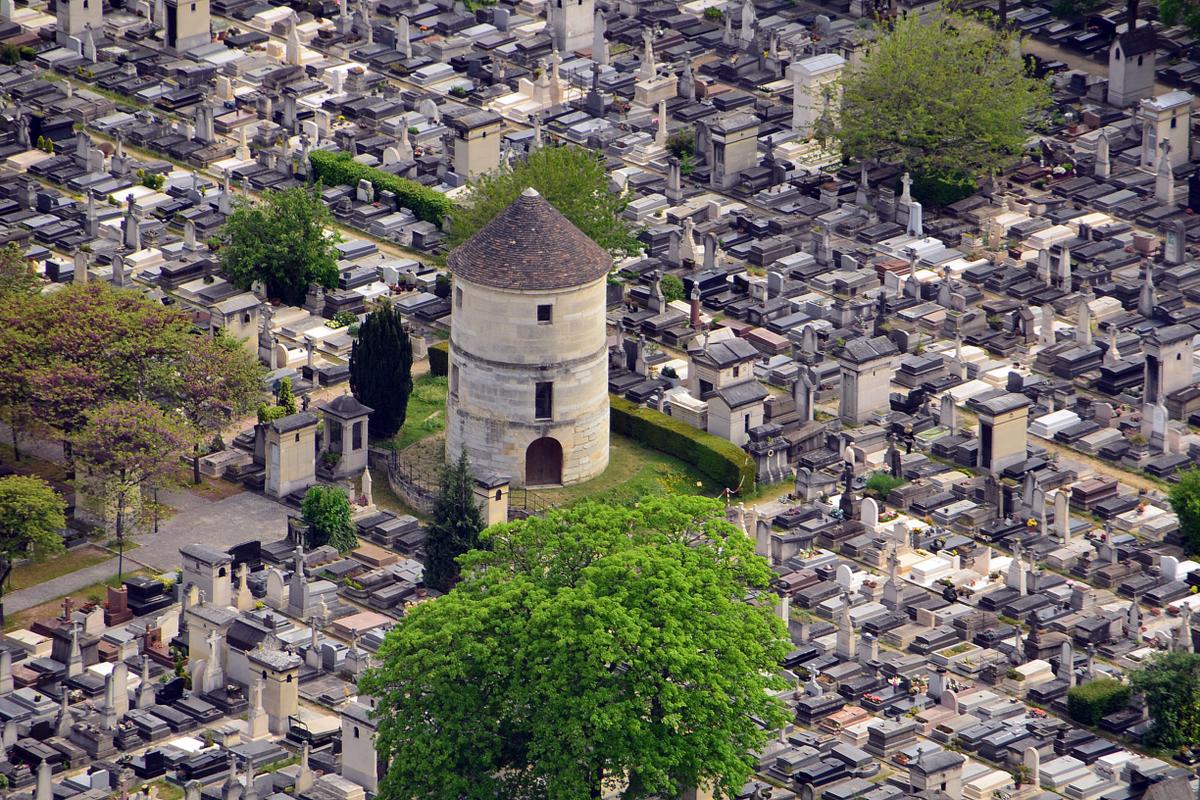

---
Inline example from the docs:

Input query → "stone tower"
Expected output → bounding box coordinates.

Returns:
[548,0,594,53]
[56,0,102,46]
[446,187,610,487]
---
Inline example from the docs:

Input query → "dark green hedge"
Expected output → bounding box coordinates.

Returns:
[429,341,449,376]
[1067,678,1130,726]
[309,150,453,224]
[610,395,755,494]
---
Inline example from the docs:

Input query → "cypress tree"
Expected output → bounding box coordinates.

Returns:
[423,449,486,592]
[349,300,413,439]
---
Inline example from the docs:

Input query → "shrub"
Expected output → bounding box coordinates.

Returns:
[610,395,754,493]
[911,170,977,207]
[429,340,449,376]
[309,150,453,224]
[1067,678,1130,726]
[865,471,905,497]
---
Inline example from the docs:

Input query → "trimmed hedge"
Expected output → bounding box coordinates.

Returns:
[1067,678,1130,726]
[428,341,449,377]
[309,150,453,224]
[610,395,755,494]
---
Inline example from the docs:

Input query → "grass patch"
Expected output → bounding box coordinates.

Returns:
[0,442,69,485]
[171,468,246,502]
[120,782,183,800]
[260,756,300,774]
[367,466,428,522]
[387,375,448,452]
[103,539,141,553]
[530,434,709,508]
[6,545,111,592]
[3,569,154,631]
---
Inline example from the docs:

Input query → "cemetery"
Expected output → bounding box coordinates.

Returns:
[3,0,1200,791]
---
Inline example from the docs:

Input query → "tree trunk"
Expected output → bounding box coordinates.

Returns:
[0,557,9,627]
[9,424,19,462]
[115,482,126,582]
[192,444,202,485]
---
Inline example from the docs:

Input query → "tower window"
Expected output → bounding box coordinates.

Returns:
[535,382,553,420]
[451,365,459,397]
[1172,117,1178,128]
[744,413,751,432]
[352,421,363,450]
[455,287,463,308]
[495,489,502,501]
[537,304,552,323]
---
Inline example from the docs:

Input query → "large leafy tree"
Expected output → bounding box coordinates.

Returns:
[348,300,413,439]
[218,185,342,306]
[361,495,790,800]
[422,449,484,593]
[1169,468,1200,555]
[175,334,265,484]
[0,283,193,453]
[837,10,1050,201]
[0,283,261,470]
[301,485,358,553]
[447,145,641,256]
[1129,651,1200,748]
[0,243,39,299]
[0,475,66,623]
[73,401,193,577]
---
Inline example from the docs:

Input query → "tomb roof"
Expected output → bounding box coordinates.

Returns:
[447,187,610,291]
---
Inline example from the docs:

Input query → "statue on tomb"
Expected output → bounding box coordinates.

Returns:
[838,458,854,520]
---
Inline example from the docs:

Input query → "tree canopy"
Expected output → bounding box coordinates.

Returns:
[1160,0,1200,35]
[0,283,263,464]
[447,145,641,256]
[421,449,485,593]
[837,10,1050,201]
[1168,468,1200,555]
[218,185,342,305]
[1128,651,1200,748]
[349,300,413,439]
[301,485,358,553]
[73,401,193,559]
[0,475,66,620]
[0,243,39,299]
[177,334,265,484]
[361,495,790,800]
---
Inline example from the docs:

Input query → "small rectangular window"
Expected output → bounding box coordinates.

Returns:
[1171,117,1178,129]
[352,421,362,450]
[744,413,751,433]
[732,365,740,378]
[535,382,553,420]
[451,365,459,396]
[455,287,463,308]
[537,304,552,323]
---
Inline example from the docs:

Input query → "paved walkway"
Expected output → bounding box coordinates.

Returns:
[1,423,293,614]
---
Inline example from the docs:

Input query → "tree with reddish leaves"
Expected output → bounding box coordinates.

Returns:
[73,401,194,578]
[175,334,265,484]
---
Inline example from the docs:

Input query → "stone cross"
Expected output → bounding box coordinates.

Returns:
[639,28,656,82]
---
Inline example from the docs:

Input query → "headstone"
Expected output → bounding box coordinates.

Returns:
[1054,490,1070,542]
[860,497,879,529]
[906,200,922,237]
[1024,747,1040,788]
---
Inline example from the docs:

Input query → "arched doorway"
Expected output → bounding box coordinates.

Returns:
[525,437,563,486]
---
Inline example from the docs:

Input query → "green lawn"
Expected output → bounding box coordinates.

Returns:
[388,375,448,452]
[6,546,111,592]
[531,434,710,508]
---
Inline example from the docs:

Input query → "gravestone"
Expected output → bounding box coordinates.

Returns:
[860,497,879,529]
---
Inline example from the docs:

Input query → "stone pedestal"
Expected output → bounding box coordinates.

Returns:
[633,76,676,107]
[105,586,133,626]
